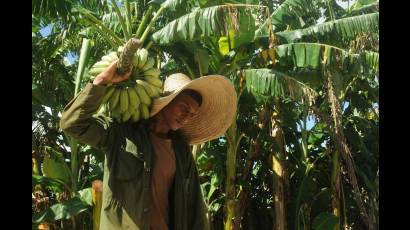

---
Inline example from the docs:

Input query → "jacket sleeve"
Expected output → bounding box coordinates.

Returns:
[186,151,210,230]
[60,82,116,152]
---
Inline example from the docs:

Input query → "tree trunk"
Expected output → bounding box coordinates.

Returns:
[331,150,341,229]
[225,125,236,230]
[234,137,260,229]
[270,101,288,230]
[325,68,373,229]
[224,113,244,230]
[271,153,286,230]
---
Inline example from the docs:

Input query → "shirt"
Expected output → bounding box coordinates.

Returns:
[149,132,176,230]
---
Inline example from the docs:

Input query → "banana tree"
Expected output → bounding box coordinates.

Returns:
[244,67,318,229]
[224,113,245,230]
[32,30,100,228]
[252,0,378,227]
[150,0,377,227]
[33,0,148,228]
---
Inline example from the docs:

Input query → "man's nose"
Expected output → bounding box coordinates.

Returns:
[180,114,189,123]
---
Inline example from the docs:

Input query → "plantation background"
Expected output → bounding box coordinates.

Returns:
[32,0,379,229]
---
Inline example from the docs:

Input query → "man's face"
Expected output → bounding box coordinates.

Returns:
[161,94,200,131]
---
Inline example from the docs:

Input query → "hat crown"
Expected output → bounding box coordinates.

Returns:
[163,73,191,95]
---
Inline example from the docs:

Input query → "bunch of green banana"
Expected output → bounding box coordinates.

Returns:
[88,52,118,79]
[89,47,163,123]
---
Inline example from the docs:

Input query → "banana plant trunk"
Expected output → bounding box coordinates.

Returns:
[325,68,373,229]
[224,112,243,230]
[74,38,91,97]
[331,150,341,229]
[71,37,91,189]
[270,101,288,230]
[234,136,261,229]
[67,37,92,229]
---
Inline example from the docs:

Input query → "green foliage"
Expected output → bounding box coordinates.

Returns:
[32,0,378,228]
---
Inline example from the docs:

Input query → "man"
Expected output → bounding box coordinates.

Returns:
[60,61,237,230]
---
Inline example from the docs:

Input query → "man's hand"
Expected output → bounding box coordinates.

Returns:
[93,61,132,86]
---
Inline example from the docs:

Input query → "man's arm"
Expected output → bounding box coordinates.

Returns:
[60,61,131,150]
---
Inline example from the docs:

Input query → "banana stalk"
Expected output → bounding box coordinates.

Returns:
[117,38,142,74]
[224,113,244,230]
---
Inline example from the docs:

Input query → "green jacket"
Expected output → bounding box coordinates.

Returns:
[60,83,209,230]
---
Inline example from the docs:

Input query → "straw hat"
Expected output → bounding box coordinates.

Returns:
[150,73,237,145]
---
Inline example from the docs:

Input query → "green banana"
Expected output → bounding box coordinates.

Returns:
[107,51,118,60]
[132,53,139,67]
[147,83,160,98]
[150,85,162,97]
[145,76,163,88]
[111,107,122,123]
[121,110,132,122]
[108,89,121,111]
[89,67,106,76]
[119,88,129,113]
[130,107,141,122]
[137,48,148,69]
[143,68,161,78]
[101,55,115,63]
[140,104,150,119]
[141,57,155,72]
[102,87,115,104]
[127,87,140,109]
[136,80,155,97]
[146,81,161,97]
[135,84,151,105]
[93,60,111,68]
[90,48,165,124]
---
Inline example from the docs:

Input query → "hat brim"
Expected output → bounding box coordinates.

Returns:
[150,75,237,145]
